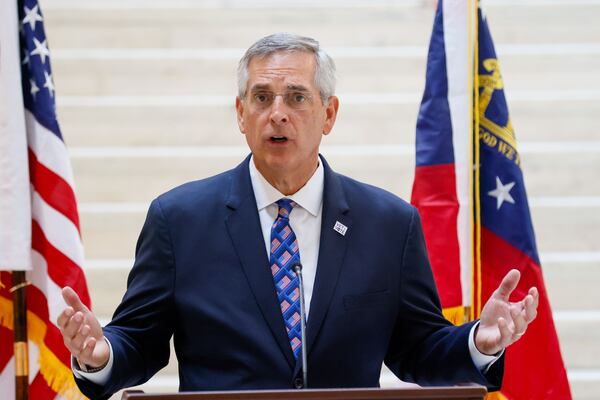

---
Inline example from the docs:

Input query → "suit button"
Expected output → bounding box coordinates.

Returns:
[294,378,304,389]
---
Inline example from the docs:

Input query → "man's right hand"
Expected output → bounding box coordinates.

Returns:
[58,286,110,369]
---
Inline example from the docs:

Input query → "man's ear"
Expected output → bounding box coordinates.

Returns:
[322,96,339,136]
[235,96,246,134]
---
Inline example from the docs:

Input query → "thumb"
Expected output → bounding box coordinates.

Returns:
[494,269,520,301]
[62,286,87,313]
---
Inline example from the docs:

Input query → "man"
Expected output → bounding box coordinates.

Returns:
[59,33,538,399]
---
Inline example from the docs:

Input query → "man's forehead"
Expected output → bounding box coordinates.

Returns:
[247,51,316,83]
[248,50,315,66]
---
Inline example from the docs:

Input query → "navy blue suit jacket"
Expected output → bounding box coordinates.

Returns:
[76,155,502,399]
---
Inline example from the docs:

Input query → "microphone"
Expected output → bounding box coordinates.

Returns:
[292,262,308,388]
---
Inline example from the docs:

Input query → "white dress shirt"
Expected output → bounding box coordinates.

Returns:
[249,156,323,319]
[74,156,499,384]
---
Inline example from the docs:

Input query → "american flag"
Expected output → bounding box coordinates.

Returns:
[0,0,90,399]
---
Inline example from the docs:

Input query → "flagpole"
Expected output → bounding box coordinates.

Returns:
[466,0,476,324]
[472,0,483,320]
[11,271,29,400]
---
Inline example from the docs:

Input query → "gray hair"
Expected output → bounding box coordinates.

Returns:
[237,33,336,104]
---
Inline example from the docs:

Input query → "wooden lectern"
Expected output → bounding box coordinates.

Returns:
[121,386,487,400]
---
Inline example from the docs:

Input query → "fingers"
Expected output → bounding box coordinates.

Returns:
[511,303,527,337]
[56,306,74,330]
[62,311,85,340]
[497,317,512,348]
[500,299,533,348]
[58,289,108,367]
[59,309,95,359]
[77,336,97,362]
[529,286,539,310]
[70,323,91,356]
[61,312,89,342]
[523,292,538,323]
[62,286,87,313]
[494,269,521,301]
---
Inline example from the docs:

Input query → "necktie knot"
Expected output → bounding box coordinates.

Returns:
[276,198,296,218]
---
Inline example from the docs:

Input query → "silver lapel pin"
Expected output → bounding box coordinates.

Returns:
[333,221,348,236]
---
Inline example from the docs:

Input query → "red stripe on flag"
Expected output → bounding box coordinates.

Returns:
[480,227,571,399]
[412,164,462,308]
[30,372,58,399]
[25,283,49,322]
[0,273,14,372]
[31,221,91,308]
[44,320,72,366]
[0,325,13,373]
[28,148,80,232]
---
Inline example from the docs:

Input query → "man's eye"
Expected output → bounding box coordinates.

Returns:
[254,93,270,103]
[292,93,307,103]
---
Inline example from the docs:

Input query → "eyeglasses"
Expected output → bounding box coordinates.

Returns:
[247,90,315,111]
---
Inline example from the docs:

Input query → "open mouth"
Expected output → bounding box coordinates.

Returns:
[270,136,288,143]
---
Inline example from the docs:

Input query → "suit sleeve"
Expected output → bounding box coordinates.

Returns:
[384,207,503,389]
[75,198,176,399]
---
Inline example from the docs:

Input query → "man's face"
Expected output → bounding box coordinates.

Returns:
[235,51,338,181]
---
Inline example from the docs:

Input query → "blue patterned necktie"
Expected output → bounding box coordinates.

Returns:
[270,199,302,359]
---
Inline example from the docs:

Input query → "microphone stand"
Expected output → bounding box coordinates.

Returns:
[293,262,308,388]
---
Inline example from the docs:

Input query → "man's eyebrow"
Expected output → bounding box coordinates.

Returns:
[287,84,310,92]
[249,84,271,92]
[249,84,311,93]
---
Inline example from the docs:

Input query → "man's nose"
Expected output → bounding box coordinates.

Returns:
[269,95,289,125]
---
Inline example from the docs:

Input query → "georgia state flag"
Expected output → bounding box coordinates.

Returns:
[411,1,571,399]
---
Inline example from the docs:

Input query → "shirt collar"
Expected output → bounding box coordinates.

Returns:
[249,155,324,217]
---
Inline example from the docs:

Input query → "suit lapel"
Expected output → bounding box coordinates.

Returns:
[303,156,352,362]
[224,156,296,369]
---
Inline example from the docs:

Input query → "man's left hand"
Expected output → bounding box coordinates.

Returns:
[475,269,539,355]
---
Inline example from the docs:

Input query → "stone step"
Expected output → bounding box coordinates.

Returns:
[70,151,600,204]
[559,320,600,369]
[544,263,600,311]
[41,4,600,49]
[41,6,436,49]
[50,53,600,96]
[56,100,600,148]
[86,261,600,319]
[570,375,600,400]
